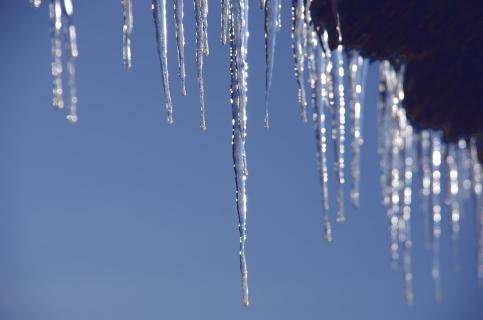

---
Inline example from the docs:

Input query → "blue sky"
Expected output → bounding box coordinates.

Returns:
[0,1,481,319]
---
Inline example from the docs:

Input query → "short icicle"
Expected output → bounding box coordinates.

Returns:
[152,0,174,124]
[220,0,230,45]
[291,0,308,123]
[229,0,250,306]
[430,131,443,302]
[173,0,187,95]
[122,0,133,69]
[263,0,281,128]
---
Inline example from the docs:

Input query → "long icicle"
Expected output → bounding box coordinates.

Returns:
[195,0,207,130]
[61,0,78,123]
[445,143,461,270]
[314,41,332,241]
[349,52,368,208]
[152,0,174,124]
[49,0,64,110]
[291,0,307,123]
[230,0,249,306]
[469,138,483,284]
[400,110,414,305]
[378,62,389,207]
[420,129,432,249]
[173,0,187,95]
[122,0,133,69]
[263,0,281,128]
[201,0,209,56]
[430,131,443,302]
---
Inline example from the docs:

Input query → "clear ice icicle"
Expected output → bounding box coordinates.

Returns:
[430,131,443,302]
[263,0,281,128]
[400,113,414,305]
[173,0,187,95]
[152,0,174,124]
[348,52,368,208]
[469,138,483,283]
[229,0,250,306]
[291,0,307,123]
[49,0,64,110]
[378,62,390,207]
[313,44,332,241]
[194,0,207,130]
[420,129,432,249]
[445,143,461,269]
[220,0,230,45]
[201,0,209,56]
[122,0,133,69]
[62,0,79,122]
[333,44,346,223]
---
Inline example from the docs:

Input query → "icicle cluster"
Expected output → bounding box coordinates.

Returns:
[33,0,79,122]
[32,0,483,307]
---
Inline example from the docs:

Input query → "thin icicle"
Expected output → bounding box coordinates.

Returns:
[220,0,230,45]
[333,44,346,223]
[30,0,42,8]
[400,112,414,305]
[194,0,207,130]
[387,66,403,271]
[469,138,483,284]
[122,0,133,69]
[314,45,332,241]
[458,138,472,200]
[173,0,187,95]
[430,131,443,302]
[263,0,281,128]
[152,0,174,124]
[230,0,250,306]
[378,62,390,207]
[62,0,78,123]
[348,52,368,208]
[445,144,461,270]
[275,1,282,31]
[201,0,209,56]
[49,0,64,110]
[420,129,432,249]
[291,0,307,123]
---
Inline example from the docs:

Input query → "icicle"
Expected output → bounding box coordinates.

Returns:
[348,52,368,208]
[201,0,209,56]
[313,44,332,241]
[333,45,346,223]
[263,0,281,128]
[291,0,307,123]
[220,0,230,45]
[401,120,414,305]
[430,131,443,302]
[62,0,78,123]
[30,0,42,8]
[194,0,207,130]
[275,1,282,31]
[173,0,187,95]
[152,0,174,124]
[49,0,64,110]
[469,138,483,284]
[445,144,461,270]
[387,66,403,271]
[458,138,472,200]
[122,0,133,69]
[378,62,390,207]
[229,0,250,306]
[420,129,432,249]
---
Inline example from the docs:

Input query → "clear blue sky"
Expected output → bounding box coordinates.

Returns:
[0,1,481,319]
